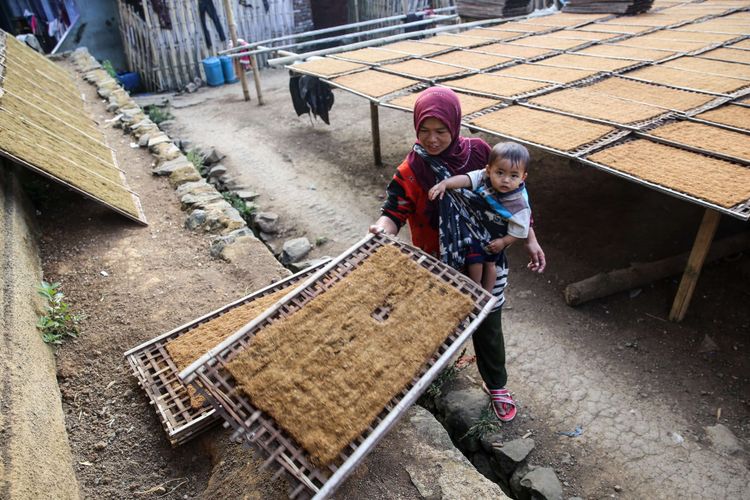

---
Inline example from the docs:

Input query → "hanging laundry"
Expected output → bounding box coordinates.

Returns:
[150,0,173,29]
[198,0,226,49]
[289,73,335,125]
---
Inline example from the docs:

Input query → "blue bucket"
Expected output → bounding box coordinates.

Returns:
[117,72,141,92]
[202,57,225,87]
[219,56,238,84]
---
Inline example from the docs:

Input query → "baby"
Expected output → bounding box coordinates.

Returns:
[428,142,531,292]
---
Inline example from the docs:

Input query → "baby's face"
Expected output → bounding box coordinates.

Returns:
[486,158,527,193]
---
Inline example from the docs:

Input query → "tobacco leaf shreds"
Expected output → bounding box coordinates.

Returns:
[662,56,750,80]
[445,73,550,98]
[585,77,715,112]
[649,121,750,162]
[388,90,500,116]
[227,245,475,465]
[290,58,367,77]
[624,65,749,94]
[536,54,636,71]
[380,59,467,79]
[576,44,676,61]
[588,140,750,208]
[332,70,418,98]
[529,87,667,124]
[491,64,598,84]
[696,105,750,131]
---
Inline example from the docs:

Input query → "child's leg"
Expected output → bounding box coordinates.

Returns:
[467,262,483,285]
[481,262,496,293]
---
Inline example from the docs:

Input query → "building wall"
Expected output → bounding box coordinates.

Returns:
[57,0,127,71]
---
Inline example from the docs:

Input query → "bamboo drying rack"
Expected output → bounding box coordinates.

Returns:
[179,233,497,499]
[123,261,329,446]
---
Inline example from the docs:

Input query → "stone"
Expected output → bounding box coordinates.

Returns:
[519,467,563,500]
[153,142,182,162]
[471,452,500,483]
[194,77,204,87]
[181,191,223,209]
[258,231,274,243]
[210,228,254,258]
[236,190,259,201]
[698,334,719,354]
[287,256,331,273]
[493,438,535,477]
[510,463,537,500]
[147,134,171,148]
[705,424,743,455]
[175,179,212,197]
[179,138,194,153]
[168,165,202,187]
[186,82,198,93]
[158,119,177,132]
[202,147,225,165]
[281,237,312,264]
[435,384,489,454]
[152,156,191,176]
[94,441,107,451]
[220,235,263,263]
[138,134,151,148]
[208,164,227,179]
[255,212,279,234]
[185,209,207,230]
[480,431,504,453]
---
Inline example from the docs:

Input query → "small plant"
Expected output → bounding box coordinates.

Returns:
[102,59,117,78]
[144,104,173,125]
[187,149,207,176]
[315,236,329,247]
[222,191,256,224]
[37,281,83,345]
[462,406,502,440]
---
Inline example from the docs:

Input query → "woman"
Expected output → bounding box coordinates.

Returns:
[369,87,545,421]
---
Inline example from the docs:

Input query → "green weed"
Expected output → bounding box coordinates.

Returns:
[102,59,117,78]
[144,105,173,125]
[36,281,83,345]
[222,191,256,224]
[462,406,502,440]
[186,150,207,176]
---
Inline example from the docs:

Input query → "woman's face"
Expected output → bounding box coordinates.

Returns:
[417,117,452,156]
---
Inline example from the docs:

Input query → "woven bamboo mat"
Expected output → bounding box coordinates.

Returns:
[331,70,419,98]
[521,13,609,26]
[377,41,448,56]
[546,30,620,41]
[700,48,750,65]
[586,76,716,111]
[578,23,654,34]
[696,105,749,130]
[429,50,512,70]
[492,64,599,84]
[637,30,738,43]
[731,40,750,50]
[662,57,750,80]
[483,22,554,33]
[289,58,367,77]
[333,48,409,64]
[587,139,750,208]
[575,44,676,61]
[426,34,489,48]
[507,35,588,51]
[613,37,710,52]
[528,87,668,125]
[458,28,519,40]
[443,73,551,98]
[647,120,750,163]
[471,105,617,151]
[388,89,500,115]
[597,14,694,27]
[472,43,556,60]
[380,59,468,79]
[675,21,749,34]
[535,53,639,72]
[625,65,749,94]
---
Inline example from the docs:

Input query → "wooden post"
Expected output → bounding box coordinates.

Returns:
[141,0,164,90]
[669,208,721,322]
[222,0,251,102]
[250,54,264,105]
[370,101,382,166]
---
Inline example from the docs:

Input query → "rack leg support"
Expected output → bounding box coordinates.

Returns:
[370,102,382,166]
[669,208,721,322]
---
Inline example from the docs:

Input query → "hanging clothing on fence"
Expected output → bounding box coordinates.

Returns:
[150,0,172,29]
[198,0,226,49]
[288,73,335,125]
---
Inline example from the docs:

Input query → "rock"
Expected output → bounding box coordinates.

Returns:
[147,134,171,148]
[186,82,198,93]
[435,385,489,454]
[236,190,259,201]
[210,228,254,258]
[698,334,719,354]
[560,452,572,465]
[208,164,227,179]
[185,210,207,230]
[493,438,535,477]
[258,231,274,243]
[220,234,263,263]
[153,142,182,162]
[181,191,223,209]
[175,179,212,197]
[94,441,107,451]
[168,165,202,187]
[202,148,225,165]
[255,212,279,234]
[281,237,312,264]
[519,467,563,500]
[614,485,623,492]
[510,462,537,499]
[179,138,194,153]
[288,256,331,273]
[480,431,503,453]
[138,134,151,147]
[705,424,743,455]
[158,119,176,132]
[194,77,204,87]
[471,452,499,483]
[152,156,191,176]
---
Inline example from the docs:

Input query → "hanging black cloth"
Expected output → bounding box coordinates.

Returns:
[198,0,226,49]
[150,0,172,29]
[288,74,334,125]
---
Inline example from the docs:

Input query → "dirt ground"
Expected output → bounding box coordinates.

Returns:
[31,65,749,499]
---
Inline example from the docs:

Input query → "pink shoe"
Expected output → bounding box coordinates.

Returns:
[488,387,517,422]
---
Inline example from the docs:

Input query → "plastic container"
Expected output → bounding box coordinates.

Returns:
[117,72,141,92]
[219,56,238,84]
[202,57,225,87]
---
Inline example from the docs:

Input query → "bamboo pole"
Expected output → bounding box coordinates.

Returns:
[162,0,185,88]
[171,0,196,84]
[115,1,133,72]
[669,209,722,322]
[222,0,251,101]
[140,0,164,90]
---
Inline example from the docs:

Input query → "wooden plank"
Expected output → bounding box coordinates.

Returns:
[669,208,721,322]
[223,0,251,101]
[370,101,382,166]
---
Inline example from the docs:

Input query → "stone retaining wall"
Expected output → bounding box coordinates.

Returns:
[0,162,80,500]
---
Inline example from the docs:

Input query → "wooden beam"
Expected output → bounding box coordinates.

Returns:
[250,54,264,105]
[669,208,722,322]
[370,102,382,166]
[222,0,251,102]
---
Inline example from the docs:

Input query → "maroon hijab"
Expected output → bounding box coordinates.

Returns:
[406,87,491,192]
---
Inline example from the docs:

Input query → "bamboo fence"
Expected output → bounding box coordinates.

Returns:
[116,0,295,91]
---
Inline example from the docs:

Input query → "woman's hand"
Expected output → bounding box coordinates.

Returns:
[428,181,448,201]
[525,227,546,273]
[369,216,398,236]
[484,238,508,254]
